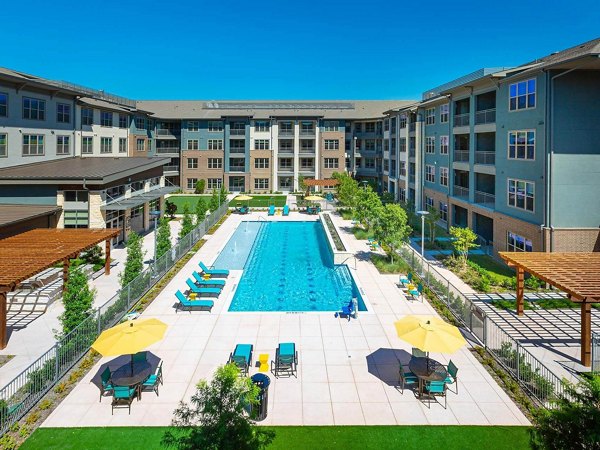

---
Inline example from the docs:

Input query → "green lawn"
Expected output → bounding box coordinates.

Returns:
[232,195,287,207]
[166,195,212,213]
[22,426,532,450]
[468,254,515,279]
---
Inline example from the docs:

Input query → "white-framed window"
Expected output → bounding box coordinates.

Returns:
[425,136,435,154]
[22,134,44,156]
[100,137,112,153]
[207,178,222,189]
[0,133,7,157]
[208,121,223,132]
[254,139,269,150]
[364,158,375,169]
[440,104,449,123]
[324,158,339,169]
[135,117,146,129]
[398,187,406,202]
[323,120,339,131]
[187,139,199,150]
[188,158,198,169]
[82,136,93,154]
[136,138,145,151]
[440,167,449,187]
[279,158,293,169]
[119,114,128,128]
[0,92,7,117]
[56,135,70,155]
[254,121,270,132]
[208,139,223,150]
[383,159,389,172]
[425,196,434,210]
[57,103,71,123]
[23,97,45,120]
[254,178,269,189]
[439,202,448,221]
[509,78,536,111]
[508,130,535,160]
[119,138,127,153]
[365,122,375,133]
[508,178,534,212]
[187,178,198,189]
[440,135,449,154]
[300,158,314,169]
[425,165,435,183]
[208,158,222,169]
[399,161,406,177]
[399,115,407,128]
[100,111,113,127]
[425,108,435,125]
[507,231,533,252]
[81,108,93,126]
[324,139,339,150]
[254,158,269,169]
[188,121,200,132]
[279,121,293,134]
[365,139,376,151]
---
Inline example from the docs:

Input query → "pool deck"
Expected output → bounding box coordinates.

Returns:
[42,211,529,427]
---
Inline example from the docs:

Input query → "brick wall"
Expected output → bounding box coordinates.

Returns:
[181,150,224,192]
[549,228,600,252]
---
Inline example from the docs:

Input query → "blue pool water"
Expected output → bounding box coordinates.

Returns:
[221,221,366,312]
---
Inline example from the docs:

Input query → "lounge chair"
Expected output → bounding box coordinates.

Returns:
[141,361,163,397]
[399,272,413,286]
[408,283,423,301]
[175,290,214,313]
[272,342,298,378]
[186,279,221,297]
[334,299,355,321]
[99,367,114,402]
[235,205,249,214]
[444,360,458,394]
[192,271,226,287]
[228,344,253,376]
[283,205,289,216]
[198,261,229,278]
[398,361,418,394]
[112,385,137,415]
[424,381,447,409]
[268,205,275,216]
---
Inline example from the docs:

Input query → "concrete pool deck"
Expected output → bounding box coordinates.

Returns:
[42,211,529,427]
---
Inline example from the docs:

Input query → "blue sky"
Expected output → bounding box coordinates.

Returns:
[4,0,599,100]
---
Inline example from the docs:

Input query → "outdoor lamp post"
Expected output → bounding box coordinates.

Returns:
[416,210,429,272]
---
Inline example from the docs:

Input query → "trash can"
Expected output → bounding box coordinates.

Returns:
[250,373,270,421]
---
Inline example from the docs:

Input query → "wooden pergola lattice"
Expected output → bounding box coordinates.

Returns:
[499,252,600,367]
[0,228,120,349]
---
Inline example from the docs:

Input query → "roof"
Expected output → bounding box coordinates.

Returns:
[499,252,600,302]
[514,37,600,75]
[304,179,340,187]
[77,97,137,113]
[0,157,170,185]
[0,205,62,228]
[423,68,511,100]
[136,100,414,120]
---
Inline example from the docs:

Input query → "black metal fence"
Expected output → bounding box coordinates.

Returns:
[592,331,600,373]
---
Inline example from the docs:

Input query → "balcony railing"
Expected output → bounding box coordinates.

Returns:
[453,150,469,162]
[229,166,246,172]
[475,190,495,205]
[300,130,315,136]
[229,148,246,154]
[409,174,415,183]
[299,148,315,155]
[409,149,415,158]
[278,166,294,172]
[475,108,496,125]
[230,129,246,136]
[475,151,495,165]
[156,129,180,137]
[453,113,470,127]
[399,170,406,177]
[278,130,294,136]
[409,123,416,132]
[278,147,294,154]
[156,147,180,154]
[163,165,179,173]
[453,185,469,198]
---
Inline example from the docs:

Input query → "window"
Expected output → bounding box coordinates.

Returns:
[300,158,314,169]
[80,108,94,126]
[119,137,127,153]
[100,137,112,153]
[399,115,407,129]
[440,167,449,187]
[0,92,7,117]
[279,158,293,169]
[365,122,375,133]
[63,210,89,228]
[208,121,223,132]
[56,135,70,155]
[324,139,339,150]
[440,135,449,154]
[425,108,435,125]
[0,134,6,157]
[22,134,44,156]
[399,188,406,202]
[365,158,375,169]
[399,138,406,153]
[254,158,269,169]
[187,178,198,189]
[279,121,293,134]
[100,111,113,127]
[136,138,145,151]
[507,231,533,252]
[426,196,434,210]
[384,119,389,131]
[383,159,389,172]
[187,139,199,150]
[119,114,128,128]
[425,136,435,154]
[399,161,406,177]
[324,121,339,132]
[440,104,449,123]
[208,139,223,150]
[508,130,535,160]
[208,158,223,169]
[365,139,376,151]
[57,103,70,123]
[301,121,315,134]
[135,117,145,129]
[355,157,362,168]
[82,136,93,154]
[425,165,435,183]
[509,78,536,111]
[508,178,534,212]
[208,178,222,189]
[188,158,198,169]
[188,121,200,132]
[254,178,269,189]
[23,97,45,120]
[255,121,270,132]
[354,123,362,133]
[254,139,269,150]
[324,158,339,169]
[439,202,448,221]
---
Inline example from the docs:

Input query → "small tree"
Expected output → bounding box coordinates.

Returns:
[219,186,228,205]
[155,217,172,259]
[355,186,383,230]
[209,189,220,212]
[162,364,275,450]
[530,373,600,450]
[194,179,206,194]
[179,203,195,239]
[195,197,208,224]
[298,175,308,195]
[120,232,145,288]
[374,203,411,263]
[332,172,360,208]
[449,226,479,268]
[60,264,96,335]
[424,207,442,243]
[165,199,177,219]
[380,192,395,205]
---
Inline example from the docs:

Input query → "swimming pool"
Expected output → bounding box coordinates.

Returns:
[216,221,366,312]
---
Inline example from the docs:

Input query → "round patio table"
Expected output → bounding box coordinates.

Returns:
[409,357,448,398]
[111,361,152,399]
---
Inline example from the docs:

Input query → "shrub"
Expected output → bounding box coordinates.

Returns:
[194,179,206,194]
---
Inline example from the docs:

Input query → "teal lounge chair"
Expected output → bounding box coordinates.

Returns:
[444,360,458,394]
[141,361,163,397]
[272,342,298,378]
[398,361,418,394]
[408,283,423,301]
[199,261,229,278]
[111,386,137,415]
[175,290,214,313]
[283,205,289,216]
[228,344,253,376]
[99,367,113,402]
[268,205,275,216]
[186,279,221,296]
[192,271,226,287]
[236,205,249,214]
[399,272,412,285]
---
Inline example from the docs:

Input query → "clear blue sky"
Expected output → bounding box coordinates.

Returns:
[4,0,599,101]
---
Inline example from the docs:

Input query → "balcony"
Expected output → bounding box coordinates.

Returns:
[475,190,495,206]
[229,147,246,154]
[229,166,246,172]
[156,147,180,154]
[409,174,415,183]
[230,129,245,136]
[409,149,415,158]
[299,129,315,137]
[453,150,469,162]
[163,165,179,174]
[278,129,294,137]
[453,185,469,198]
[409,123,416,132]
[453,113,470,127]
[475,151,495,165]
[475,108,496,125]
[299,147,315,155]
[278,147,294,154]
[278,166,294,172]
[156,129,180,137]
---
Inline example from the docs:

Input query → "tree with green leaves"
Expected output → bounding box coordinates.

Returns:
[332,172,360,208]
[355,186,383,230]
[194,179,206,194]
[530,373,600,450]
[219,186,228,205]
[195,197,208,224]
[162,364,275,450]
[374,203,411,263]
[60,265,96,335]
[298,175,308,195]
[449,226,479,268]
[424,206,442,243]
[155,217,172,259]
[179,203,195,239]
[120,231,145,288]
[165,199,177,219]
[380,192,395,205]
[209,189,220,212]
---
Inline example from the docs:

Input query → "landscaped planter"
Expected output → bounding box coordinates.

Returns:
[319,212,354,265]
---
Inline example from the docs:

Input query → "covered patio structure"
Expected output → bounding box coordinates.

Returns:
[499,252,600,367]
[0,228,120,349]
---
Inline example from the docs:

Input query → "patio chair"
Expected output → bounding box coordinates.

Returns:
[272,342,298,378]
[186,279,221,297]
[408,283,423,301]
[399,272,413,286]
[228,344,253,376]
[99,366,114,402]
[132,351,147,364]
[111,385,137,415]
[424,381,447,409]
[283,205,290,216]
[444,360,459,394]
[192,271,226,287]
[398,361,418,394]
[412,348,427,358]
[268,205,275,216]
[334,299,355,321]
[141,361,163,397]
[198,261,230,278]
[175,290,214,313]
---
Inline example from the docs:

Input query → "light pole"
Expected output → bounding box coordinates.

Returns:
[416,210,429,271]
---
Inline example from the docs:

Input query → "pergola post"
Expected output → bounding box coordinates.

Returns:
[0,291,7,350]
[516,266,525,316]
[581,301,591,367]
[105,239,111,276]
[62,259,70,293]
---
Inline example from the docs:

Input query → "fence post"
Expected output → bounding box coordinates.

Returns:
[516,341,521,380]
[483,317,487,348]
[97,308,102,335]
[127,284,131,308]
[54,343,60,382]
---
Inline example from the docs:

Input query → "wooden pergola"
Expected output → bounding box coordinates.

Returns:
[499,252,600,367]
[0,228,120,349]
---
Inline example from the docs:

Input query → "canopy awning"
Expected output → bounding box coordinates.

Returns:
[101,186,179,211]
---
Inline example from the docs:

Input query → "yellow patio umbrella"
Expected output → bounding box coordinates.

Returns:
[236,195,253,201]
[304,195,323,201]
[394,315,466,354]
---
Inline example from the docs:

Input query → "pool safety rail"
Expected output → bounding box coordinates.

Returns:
[0,202,230,435]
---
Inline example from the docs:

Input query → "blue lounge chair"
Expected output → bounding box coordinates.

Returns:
[399,272,413,286]
[283,205,289,216]
[175,290,214,313]
[198,261,229,278]
[111,386,137,415]
[408,283,423,301]
[235,205,249,214]
[335,299,355,321]
[186,279,221,297]
[268,205,275,216]
[272,342,298,378]
[192,271,226,287]
[228,344,253,376]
